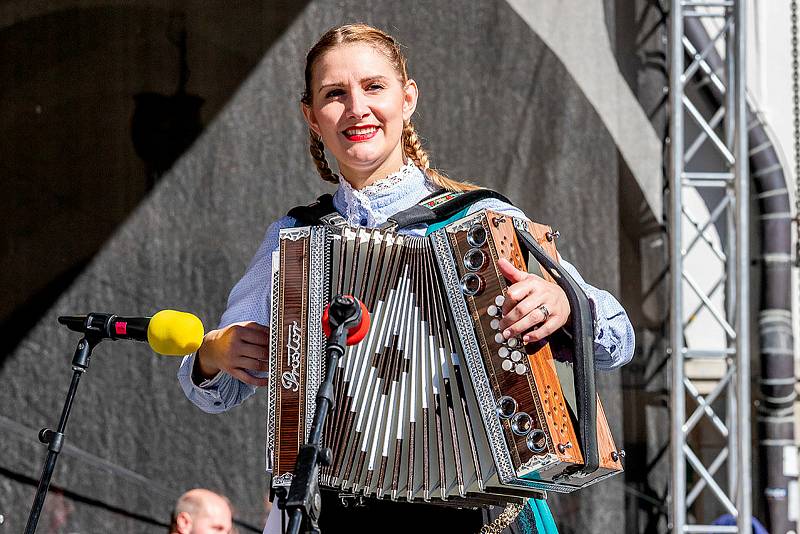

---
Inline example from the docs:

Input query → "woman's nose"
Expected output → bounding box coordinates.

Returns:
[346,91,370,119]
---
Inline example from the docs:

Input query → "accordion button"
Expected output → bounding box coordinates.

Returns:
[511,350,522,362]
[487,305,501,317]
[515,363,527,375]
[496,395,517,418]
[495,333,505,344]
[490,318,500,330]
[527,429,548,453]
[511,412,533,435]
[495,295,506,307]
[498,347,510,358]
[460,273,485,296]
[464,248,487,271]
[507,337,520,348]
[467,225,488,247]
[501,359,514,371]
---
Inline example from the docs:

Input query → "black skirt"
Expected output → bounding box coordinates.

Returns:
[317,490,484,533]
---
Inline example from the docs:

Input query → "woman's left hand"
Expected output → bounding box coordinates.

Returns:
[497,257,571,343]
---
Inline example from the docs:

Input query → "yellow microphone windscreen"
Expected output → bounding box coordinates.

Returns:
[147,310,204,356]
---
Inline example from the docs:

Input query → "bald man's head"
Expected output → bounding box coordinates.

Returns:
[169,489,233,534]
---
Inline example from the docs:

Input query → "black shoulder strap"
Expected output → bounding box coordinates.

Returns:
[381,188,513,230]
[286,188,512,230]
[286,194,347,227]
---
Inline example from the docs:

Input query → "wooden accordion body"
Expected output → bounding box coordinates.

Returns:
[267,209,623,503]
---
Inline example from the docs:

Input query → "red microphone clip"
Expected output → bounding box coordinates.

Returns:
[321,297,371,346]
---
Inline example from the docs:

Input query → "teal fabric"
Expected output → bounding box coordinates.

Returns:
[423,206,472,235]
[530,499,559,534]
[495,498,558,534]
[515,500,537,533]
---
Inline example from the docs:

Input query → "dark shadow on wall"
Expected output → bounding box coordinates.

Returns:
[602,0,669,137]
[618,154,671,533]
[0,1,309,367]
[131,11,205,188]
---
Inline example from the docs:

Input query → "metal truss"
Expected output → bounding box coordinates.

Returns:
[668,1,751,532]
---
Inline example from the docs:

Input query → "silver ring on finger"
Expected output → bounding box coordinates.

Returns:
[537,304,550,323]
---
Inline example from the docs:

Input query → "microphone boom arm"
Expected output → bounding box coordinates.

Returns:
[283,296,364,534]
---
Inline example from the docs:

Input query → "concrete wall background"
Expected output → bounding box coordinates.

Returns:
[0,1,655,531]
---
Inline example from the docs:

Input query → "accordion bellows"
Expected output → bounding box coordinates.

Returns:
[267,210,623,504]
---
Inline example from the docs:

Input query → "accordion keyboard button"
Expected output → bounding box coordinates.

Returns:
[496,395,517,418]
[487,304,500,316]
[515,363,527,375]
[495,295,505,307]
[511,412,533,435]
[460,273,484,296]
[467,224,487,247]
[507,337,520,348]
[498,346,510,358]
[511,350,522,362]
[501,359,514,371]
[495,332,505,344]
[527,429,548,453]
[490,318,500,330]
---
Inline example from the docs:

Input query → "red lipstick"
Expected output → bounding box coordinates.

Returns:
[342,125,379,142]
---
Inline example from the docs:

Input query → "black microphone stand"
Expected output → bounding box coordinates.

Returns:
[281,295,362,534]
[24,321,105,534]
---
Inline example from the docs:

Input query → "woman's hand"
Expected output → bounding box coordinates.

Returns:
[497,258,571,343]
[195,322,270,387]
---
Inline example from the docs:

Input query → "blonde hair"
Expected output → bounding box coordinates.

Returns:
[301,23,479,192]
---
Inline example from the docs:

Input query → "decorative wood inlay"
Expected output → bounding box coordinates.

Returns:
[274,236,310,480]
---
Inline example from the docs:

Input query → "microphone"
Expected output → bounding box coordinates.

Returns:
[321,295,370,346]
[57,310,204,356]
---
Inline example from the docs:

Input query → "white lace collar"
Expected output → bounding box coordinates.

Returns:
[333,162,432,226]
[337,161,418,197]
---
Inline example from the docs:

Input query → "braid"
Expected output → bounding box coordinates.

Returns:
[403,121,429,170]
[402,121,480,192]
[308,130,339,184]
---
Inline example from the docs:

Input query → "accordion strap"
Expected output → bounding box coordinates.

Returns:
[516,228,600,477]
[286,189,512,230]
[381,188,512,231]
[287,194,346,227]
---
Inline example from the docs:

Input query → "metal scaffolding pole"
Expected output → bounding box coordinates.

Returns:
[668,1,751,532]
[669,1,687,530]
[732,2,752,531]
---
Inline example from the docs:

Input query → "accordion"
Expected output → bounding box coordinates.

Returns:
[267,209,623,504]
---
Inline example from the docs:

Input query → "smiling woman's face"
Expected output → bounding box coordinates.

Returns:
[302,42,418,187]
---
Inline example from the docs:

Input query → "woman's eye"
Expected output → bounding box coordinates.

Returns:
[367,83,385,91]
[325,89,345,98]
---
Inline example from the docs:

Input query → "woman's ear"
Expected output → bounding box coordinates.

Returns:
[402,79,419,122]
[301,102,322,137]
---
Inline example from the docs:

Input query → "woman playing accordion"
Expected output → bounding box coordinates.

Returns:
[178,23,634,534]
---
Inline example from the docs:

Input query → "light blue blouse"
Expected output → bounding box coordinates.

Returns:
[178,163,634,413]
